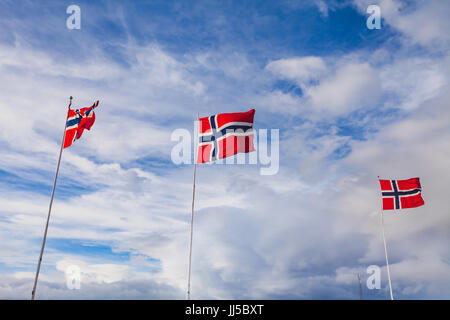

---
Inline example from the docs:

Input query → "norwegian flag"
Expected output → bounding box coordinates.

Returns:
[64,100,99,148]
[379,177,424,210]
[197,109,255,163]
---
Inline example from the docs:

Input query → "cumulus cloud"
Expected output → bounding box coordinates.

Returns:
[0,273,182,299]
[305,63,382,116]
[353,0,450,48]
[379,56,448,110]
[0,0,449,300]
[264,58,382,117]
[265,56,327,86]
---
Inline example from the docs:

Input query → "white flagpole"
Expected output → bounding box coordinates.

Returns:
[381,209,394,300]
[378,175,394,300]
[31,96,71,300]
[187,113,199,300]
[357,273,363,300]
[186,162,197,300]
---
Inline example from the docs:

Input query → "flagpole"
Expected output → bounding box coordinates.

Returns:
[186,162,197,300]
[186,113,199,300]
[31,96,72,300]
[357,273,363,300]
[381,209,394,300]
[378,176,394,300]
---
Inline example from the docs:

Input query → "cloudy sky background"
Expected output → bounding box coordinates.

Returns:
[0,0,449,299]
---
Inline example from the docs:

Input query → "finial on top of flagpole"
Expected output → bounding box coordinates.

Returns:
[69,96,73,108]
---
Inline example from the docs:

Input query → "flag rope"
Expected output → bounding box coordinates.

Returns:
[31,96,72,300]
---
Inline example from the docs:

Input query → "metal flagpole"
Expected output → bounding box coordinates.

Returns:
[31,96,72,300]
[186,113,199,300]
[357,273,363,300]
[381,209,394,300]
[378,176,394,300]
[186,162,197,300]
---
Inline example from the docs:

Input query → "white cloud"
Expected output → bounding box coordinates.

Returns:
[353,0,450,48]
[254,90,303,115]
[379,56,448,110]
[0,273,182,299]
[314,0,330,17]
[56,259,131,284]
[305,63,382,116]
[1,0,450,300]
[0,43,123,80]
[264,58,383,117]
[265,56,327,86]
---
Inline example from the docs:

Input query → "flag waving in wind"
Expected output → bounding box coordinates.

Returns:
[32,97,100,300]
[188,108,255,299]
[64,100,99,148]
[379,177,425,210]
[197,109,255,163]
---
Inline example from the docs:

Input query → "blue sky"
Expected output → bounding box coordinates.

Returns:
[0,0,449,299]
